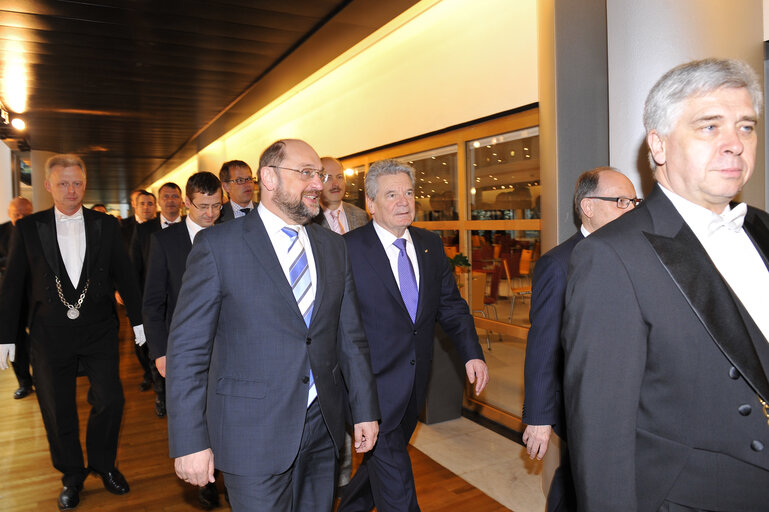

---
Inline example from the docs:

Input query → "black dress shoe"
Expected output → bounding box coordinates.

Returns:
[139,377,152,391]
[58,485,81,510]
[90,467,130,495]
[198,482,220,509]
[154,398,166,418]
[13,386,33,399]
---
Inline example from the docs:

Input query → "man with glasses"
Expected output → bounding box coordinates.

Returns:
[167,139,380,510]
[522,167,637,512]
[142,171,223,507]
[130,182,183,411]
[313,157,368,235]
[563,59,769,510]
[218,160,255,222]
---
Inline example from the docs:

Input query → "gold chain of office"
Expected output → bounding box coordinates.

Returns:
[55,276,90,320]
[759,396,769,427]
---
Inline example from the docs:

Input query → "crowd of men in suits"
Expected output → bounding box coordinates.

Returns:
[1,57,768,512]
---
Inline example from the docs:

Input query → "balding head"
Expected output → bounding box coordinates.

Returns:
[575,168,638,233]
[8,197,33,225]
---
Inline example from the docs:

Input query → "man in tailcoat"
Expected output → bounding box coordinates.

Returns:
[563,58,769,511]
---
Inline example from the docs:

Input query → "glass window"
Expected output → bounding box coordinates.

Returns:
[395,145,458,222]
[343,164,366,210]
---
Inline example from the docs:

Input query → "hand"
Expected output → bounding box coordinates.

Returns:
[0,344,15,370]
[465,359,489,395]
[155,356,167,377]
[522,424,552,460]
[175,448,215,487]
[353,421,379,453]
[114,291,124,306]
[133,324,146,346]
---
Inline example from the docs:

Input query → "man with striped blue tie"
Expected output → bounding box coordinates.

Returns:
[166,139,380,511]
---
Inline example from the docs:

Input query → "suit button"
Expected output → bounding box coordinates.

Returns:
[302,376,309,384]
[729,367,740,379]
[306,337,311,345]
[45,286,50,290]
[738,404,752,416]
[410,360,415,365]
[750,440,764,452]
[413,330,417,335]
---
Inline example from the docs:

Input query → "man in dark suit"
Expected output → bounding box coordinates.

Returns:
[0,154,144,510]
[0,196,35,399]
[166,139,380,510]
[130,182,182,400]
[217,159,255,223]
[522,167,637,511]
[313,156,368,234]
[142,171,223,508]
[339,159,489,512]
[563,58,769,511]
[120,189,155,248]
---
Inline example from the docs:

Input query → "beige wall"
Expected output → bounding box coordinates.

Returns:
[150,0,538,191]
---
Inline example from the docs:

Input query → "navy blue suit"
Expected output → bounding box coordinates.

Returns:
[340,222,483,512]
[522,232,582,511]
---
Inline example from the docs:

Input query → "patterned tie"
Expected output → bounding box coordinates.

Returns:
[281,226,316,405]
[331,210,346,234]
[393,238,418,322]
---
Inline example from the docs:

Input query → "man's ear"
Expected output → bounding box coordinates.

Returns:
[647,130,666,167]
[580,197,593,220]
[365,196,375,217]
[260,166,277,191]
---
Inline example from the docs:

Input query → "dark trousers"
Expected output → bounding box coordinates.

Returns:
[222,399,337,511]
[11,330,33,388]
[339,392,420,512]
[546,439,576,512]
[29,318,124,487]
[136,342,165,398]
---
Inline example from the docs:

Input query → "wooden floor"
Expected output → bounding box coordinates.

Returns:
[0,311,508,511]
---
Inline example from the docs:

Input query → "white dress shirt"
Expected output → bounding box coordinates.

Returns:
[323,205,349,234]
[55,206,86,287]
[257,203,317,300]
[372,221,420,291]
[660,185,769,341]
[185,216,206,244]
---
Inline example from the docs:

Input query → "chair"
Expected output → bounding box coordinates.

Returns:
[469,271,492,350]
[506,252,533,322]
[482,264,504,348]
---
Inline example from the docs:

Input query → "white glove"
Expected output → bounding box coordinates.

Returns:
[133,324,147,346]
[0,344,16,370]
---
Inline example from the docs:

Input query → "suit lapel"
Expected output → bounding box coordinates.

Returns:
[36,209,61,277]
[411,228,428,322]
[242,211,305,323]
[643,188,769,402]
[743,207,769,271]
[83,208,101,277]
[360,223,411,319]
[306,225,325,328]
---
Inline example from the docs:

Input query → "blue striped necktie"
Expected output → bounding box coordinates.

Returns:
[282,226,316,406]
[393,238,418,322]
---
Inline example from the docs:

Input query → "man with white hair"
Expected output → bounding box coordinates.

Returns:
[563,58,769,510]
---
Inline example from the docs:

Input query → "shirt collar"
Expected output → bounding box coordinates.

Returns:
[55,206,83,221]
[580,224,591,237]
[257,202,306,235]
[232,201,254,213]
[658,184,732,239]
[323,204,344,215]
[372,220,413,249]
[160,213,181,226]
[185,216,207,242]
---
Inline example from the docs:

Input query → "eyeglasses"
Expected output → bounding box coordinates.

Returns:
[586,196,643,209]
[226,176,256,185]
[188,198,223,213]
[270,166,328,183]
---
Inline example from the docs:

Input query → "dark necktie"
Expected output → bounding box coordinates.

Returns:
[240,207,251,216]
[393,238,418,322]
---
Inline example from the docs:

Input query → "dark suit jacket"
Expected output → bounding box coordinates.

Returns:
[120,215,137,248]
[166,210,380,476]
[522,231,583,439]
[563,185,769,511]
[130,217,161,292]
[142,222,192,359]
[0,208,142,343]
[344,222,484,433]
[313,202,369,232]
[0,221,11,273]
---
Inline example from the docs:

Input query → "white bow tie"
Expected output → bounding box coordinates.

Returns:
[708,202,747,234]
[59,213,83,223]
